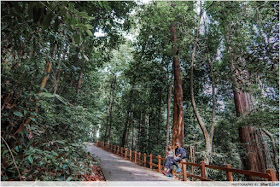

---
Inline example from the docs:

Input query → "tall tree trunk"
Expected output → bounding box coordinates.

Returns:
[104,76,116,143]
[77,69,83,89]
[53,69,62,95]
[140,111,146,151]
[126,112,133,147]
[147,93,153,152]
[121,78,135,147]
[171,23,184,147]
[226,25,274,175]
[138,112,141,150]
[131,120,134,150]
[230,61,254,117]
[239,126,274,176]
[166,78,172,152]
[53,41,65,94]
[107,97,114,143]
[189,6,215,165]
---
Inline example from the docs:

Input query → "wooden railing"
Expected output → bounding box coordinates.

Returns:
[96,141,279,181]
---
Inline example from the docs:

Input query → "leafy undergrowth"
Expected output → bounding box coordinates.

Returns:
[1,140,105,181]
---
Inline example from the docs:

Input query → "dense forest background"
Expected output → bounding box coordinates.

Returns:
[1,1,279,181]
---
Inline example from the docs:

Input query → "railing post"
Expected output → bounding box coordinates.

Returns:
[157,155,161,173]
[200,161,206,180]
[149,154,153,169]
[110,144,113,152]
[125,148,128,159]
[121,147,123,157]
[183,162,187,181]
[266,169,277,181]
[139,152,141,165]
[144,153,147,167]
[226,164,233,181]
[135,151,137,164]
[129,150,132,161]
[117,146,119,155]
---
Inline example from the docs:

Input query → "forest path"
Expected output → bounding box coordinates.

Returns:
[86,143,177,181]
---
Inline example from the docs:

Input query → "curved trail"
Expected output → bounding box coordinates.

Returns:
[86,143,177,181]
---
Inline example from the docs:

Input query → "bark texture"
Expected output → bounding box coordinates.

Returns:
[239,126,274,176]
[171,23,184,147]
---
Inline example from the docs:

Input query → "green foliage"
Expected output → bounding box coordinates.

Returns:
[1,1,278,182]
[1,1,135,181]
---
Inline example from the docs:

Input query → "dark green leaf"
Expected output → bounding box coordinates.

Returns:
[13,111,24,117]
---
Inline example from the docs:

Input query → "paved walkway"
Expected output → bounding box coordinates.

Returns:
[86,143,177,181]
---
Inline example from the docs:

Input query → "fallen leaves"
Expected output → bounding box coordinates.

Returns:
[82,164,105,181]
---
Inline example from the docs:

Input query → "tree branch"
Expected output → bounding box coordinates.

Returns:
[190,2,209,140]
[1,136,22,180]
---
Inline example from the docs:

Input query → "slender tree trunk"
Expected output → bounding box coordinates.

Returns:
[140,111,146,151]
[107,97,114,142]
[53,45,66,95]
[104,76,116,143]
[131,117,134,150]
[189,6,215,165]
[77,70,83,89]
[138,112,141,150]
[147,98,152,152]
[166,78,172,152]
[157,87,162,145]
[121,78,135,147]
[126,112,133,148]
[53,69,62,95]
[171,23,184,147]
[121,111,130,147]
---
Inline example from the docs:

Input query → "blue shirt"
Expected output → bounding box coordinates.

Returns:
[175,147,186,158]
